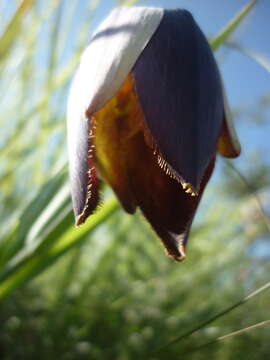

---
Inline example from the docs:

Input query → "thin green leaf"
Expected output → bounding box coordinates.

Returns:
[210,0,257,51]
[0,167,67,264]
[0,197,119,300]
[0,0,35,62]
[181,320,270,357]
[226,41,270,73]
[117,0,140,5]
[154,281,270,354]
[225,160,270,234]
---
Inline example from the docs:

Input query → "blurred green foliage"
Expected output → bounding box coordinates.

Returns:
[0,0,269,359]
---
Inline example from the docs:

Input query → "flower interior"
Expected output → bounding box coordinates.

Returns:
[78,74,215,261]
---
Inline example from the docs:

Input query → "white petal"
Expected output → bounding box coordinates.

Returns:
[68,6,164,121]
[67,7,163,218]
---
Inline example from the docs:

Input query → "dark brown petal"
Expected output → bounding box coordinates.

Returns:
[217,116,240,158]
[92,74,139,214]
[125,129,215,261]
[133,9,223,192]
[217,89,241,158]
[92,74,215,261]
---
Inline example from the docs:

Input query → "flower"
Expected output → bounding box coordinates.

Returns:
[67,7,241,261]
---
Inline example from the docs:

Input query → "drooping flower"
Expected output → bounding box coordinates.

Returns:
[67,7,241,261]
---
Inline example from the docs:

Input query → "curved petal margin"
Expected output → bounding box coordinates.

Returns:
[133,9,224,192]
[218,86,241,158]
[125,129,215,261]
[67,72,99,225]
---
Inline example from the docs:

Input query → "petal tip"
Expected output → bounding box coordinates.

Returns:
[166,244,187,262]
[176,243,187,262]
[75,214,86,227]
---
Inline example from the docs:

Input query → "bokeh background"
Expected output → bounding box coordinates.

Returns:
[0,0,269,359]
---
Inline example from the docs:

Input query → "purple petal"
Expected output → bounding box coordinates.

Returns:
[133,9,224,191]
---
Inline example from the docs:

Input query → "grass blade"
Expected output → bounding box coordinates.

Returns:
[0,0,35,62]
[226,41,270,73]
[0,197,119,300]
[210,0,257,51]
[180,319,270,357]
[154,281,270,353]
